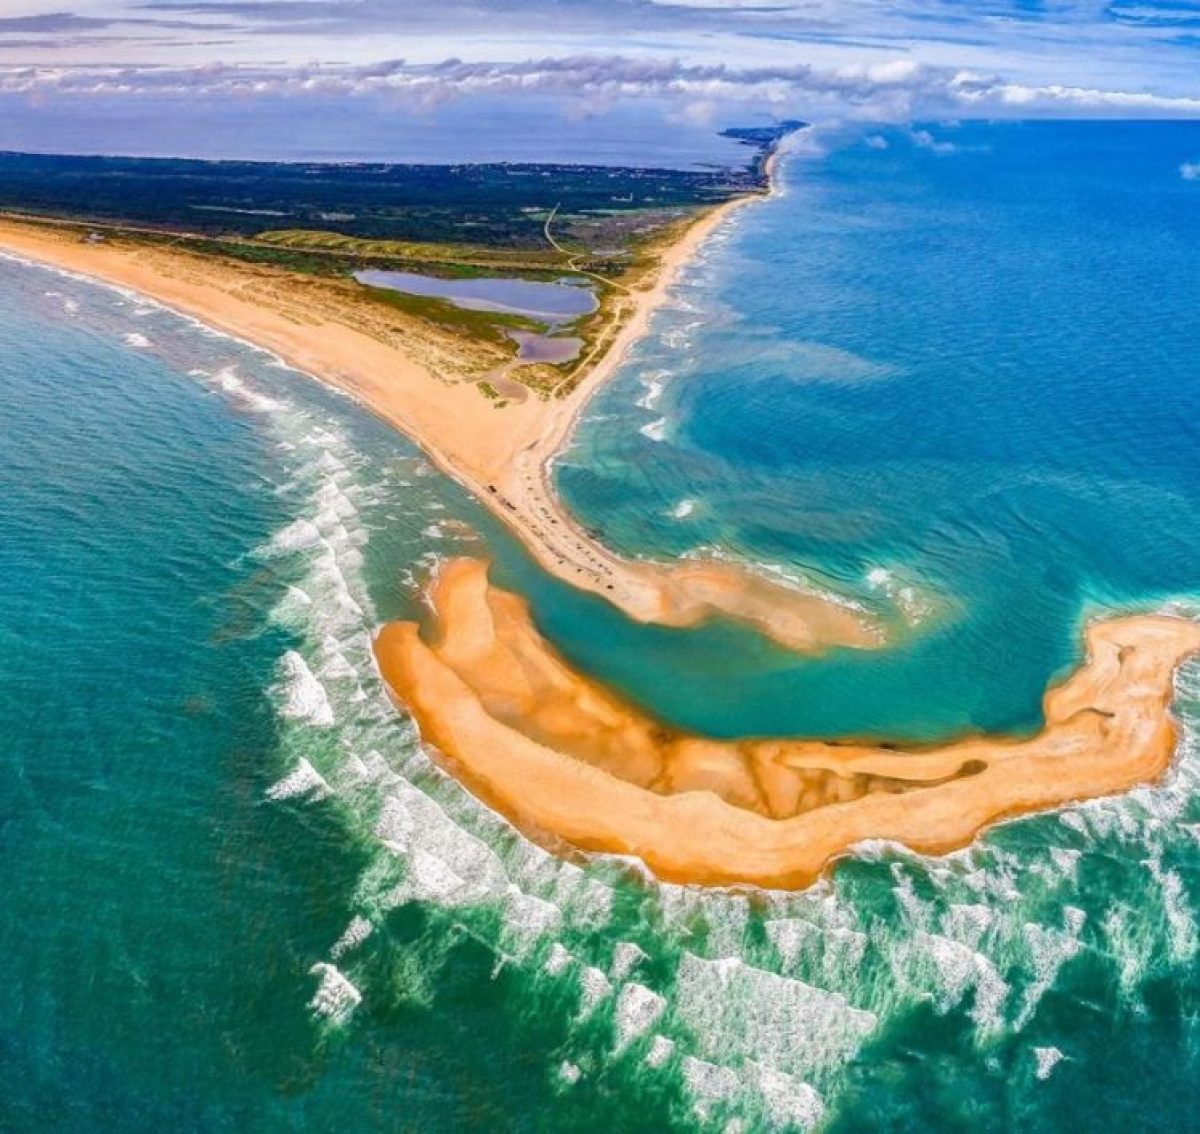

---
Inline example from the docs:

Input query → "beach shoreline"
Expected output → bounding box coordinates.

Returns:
[375,558,1200,890]
[0,138,881,654]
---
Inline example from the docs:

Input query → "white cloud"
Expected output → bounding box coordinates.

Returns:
[910,128,956,154]
[1182,161,1200,180]
[3,53,1198,123]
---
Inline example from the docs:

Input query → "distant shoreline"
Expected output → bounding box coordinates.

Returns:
[0,133,884,654]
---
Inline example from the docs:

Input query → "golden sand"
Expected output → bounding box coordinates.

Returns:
[374,559,1200,889]
[0,195,881,654]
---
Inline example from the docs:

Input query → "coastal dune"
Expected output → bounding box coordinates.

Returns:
[375,559,1200,889]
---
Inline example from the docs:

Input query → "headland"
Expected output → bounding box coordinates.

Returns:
[5,136,1196,890]
[0,137,882,654]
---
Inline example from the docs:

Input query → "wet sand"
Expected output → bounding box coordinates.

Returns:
[375,559,1200,890]
[0,169,882,654]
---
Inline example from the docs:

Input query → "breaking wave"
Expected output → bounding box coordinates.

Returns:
[250,363,1200,1123]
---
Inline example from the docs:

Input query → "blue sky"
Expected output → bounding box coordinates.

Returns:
[1,1,1199,162]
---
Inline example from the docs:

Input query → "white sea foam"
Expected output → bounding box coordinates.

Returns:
[213,366,283,413]
[635,369,669,410]
[645,1035,676,1069]
[681,1056,740,1119]
[671,498,696,519]
[660,327,694,351]
[544,942,574,977]
[911,932,1009,1033]
[1047,846,1082,882]
[765,918,867,985]
[397,847,474,906]
[265,518,323,555]
[611,941,648,982]
[674,953,876,1076]
[308,963,362,1023]
[372,784,508,910]
[1033,1046,1064,1081]
[748,1062,825,1131]
[558,1061,582,1086]
[1015,922,1082,1029]
[277,651,335,726]
[682,543,870,618]
[266,758,332,802]
[330,916,374,960]
[863,564,932,624]
[578,966,613,1019]
[122,331,150,349]
[639,417,667,442]
[942,903,995,949]
[503,889,563,956]
[614,983,667,1049]
[1146,852,1197,965]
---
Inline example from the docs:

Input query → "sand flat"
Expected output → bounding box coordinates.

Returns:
[374,559,1200,889]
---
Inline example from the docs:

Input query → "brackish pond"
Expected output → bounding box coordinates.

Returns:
[354,269,596,320]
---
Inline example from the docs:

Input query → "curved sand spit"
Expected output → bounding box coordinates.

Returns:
[375,559,1200,890]
[0,158,882,656]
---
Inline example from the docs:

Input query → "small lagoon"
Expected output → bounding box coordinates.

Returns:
[354,268,597,321]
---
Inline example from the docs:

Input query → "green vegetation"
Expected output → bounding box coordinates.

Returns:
[0,123,800,398]
[255,229,570,275]
[0,136,796,245]
[362,285,545,347]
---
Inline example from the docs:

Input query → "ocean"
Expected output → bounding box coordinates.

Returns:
[3,120,1200,1131]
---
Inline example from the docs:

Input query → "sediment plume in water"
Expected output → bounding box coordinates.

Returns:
[374,558,1200,889]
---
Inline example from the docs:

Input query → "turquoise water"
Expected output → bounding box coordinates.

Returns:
[4,120,1200,1132]
[558,120,1200,742]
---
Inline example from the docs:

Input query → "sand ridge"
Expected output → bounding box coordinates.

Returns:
[374,559,1200,890]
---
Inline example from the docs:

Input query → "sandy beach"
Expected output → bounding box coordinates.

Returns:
[376,558,1200,889]
[0,160,881,654]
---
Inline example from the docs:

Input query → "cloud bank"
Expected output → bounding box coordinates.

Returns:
[0,1,1198,160]
[3,54,1199,120]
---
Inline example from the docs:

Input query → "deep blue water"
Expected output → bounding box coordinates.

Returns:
[4,120,1200,1133]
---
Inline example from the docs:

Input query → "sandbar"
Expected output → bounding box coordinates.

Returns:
[375,558,1200,889]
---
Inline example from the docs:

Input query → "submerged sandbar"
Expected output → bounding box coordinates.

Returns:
[375,559,1200,889]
